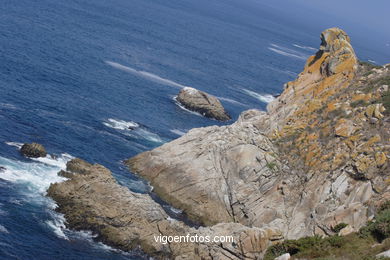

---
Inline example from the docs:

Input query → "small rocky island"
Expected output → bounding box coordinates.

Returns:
[176,87,231,121]
[20,142,47,158]
[47,28,390,259]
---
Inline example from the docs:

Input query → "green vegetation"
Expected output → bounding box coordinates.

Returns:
[381,90,390,115]
[266,161,278,171]
[332,223,348,233]
[362,75,390,94]
[264,202,390,260]
[361,202,390,242]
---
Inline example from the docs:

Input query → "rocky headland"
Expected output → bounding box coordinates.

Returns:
[48,158,283,259]
[128,28,390,239]
[176,87,231,121]
[48,28,390,259]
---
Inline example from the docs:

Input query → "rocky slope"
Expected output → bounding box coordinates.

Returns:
[48,158,283,259]
[176,87,231,121]
[47,28,389,259]
[127,28,390,240]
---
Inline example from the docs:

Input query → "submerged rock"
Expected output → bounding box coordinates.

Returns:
[0,166,6,172]
[47,158,282,259]
[176,87,231,121]
[20,143,47,158]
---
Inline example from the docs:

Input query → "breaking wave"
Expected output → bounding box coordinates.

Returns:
[103,118,163,143]
[268,43,308,60]
[103,118,139,131]
[293,44,317,51]
[0,146,74,240]
[172,96,203,117]
[217,96,246,106]
[5,142,24,149]
[170,129,187,136]
[106,61,189,89]
[242,88,275,103]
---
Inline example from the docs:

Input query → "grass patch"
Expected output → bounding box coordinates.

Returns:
[266,161,278,171]
[332,223,348,233]
[381,90,390,115]
[264,202,390,260]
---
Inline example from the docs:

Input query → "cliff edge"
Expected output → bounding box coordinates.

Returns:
[127,28,390,239]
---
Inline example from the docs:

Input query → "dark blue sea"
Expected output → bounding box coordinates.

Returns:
[0,0,388,259]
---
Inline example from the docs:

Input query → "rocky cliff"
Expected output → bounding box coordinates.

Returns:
[47,28,390,259]
[127,28,390,239]
[48,158,283,259]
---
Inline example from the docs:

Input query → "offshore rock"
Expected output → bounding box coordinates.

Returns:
[20,143,47,158]
[176,87,231,121]
[47,159,283,259]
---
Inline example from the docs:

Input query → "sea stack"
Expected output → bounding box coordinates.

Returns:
[176,87,231,121]
[20,143,47,158]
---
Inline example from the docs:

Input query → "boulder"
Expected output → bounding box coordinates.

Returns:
[47,158,282,259]
[275,253,291,260]
[20,143,47,158]
[176,87,231,121]
[376,249,390,258]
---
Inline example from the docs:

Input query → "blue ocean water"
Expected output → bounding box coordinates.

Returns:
[0,0,388,259]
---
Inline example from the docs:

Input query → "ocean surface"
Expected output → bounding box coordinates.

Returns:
[0,0,388,259]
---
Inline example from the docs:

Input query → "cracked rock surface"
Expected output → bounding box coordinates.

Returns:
[48,158,283,259]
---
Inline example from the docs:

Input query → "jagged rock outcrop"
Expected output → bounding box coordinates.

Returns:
[20,143,47,158]
[176,87,231,121]
[48,159,283,259]
[128,28,390,239]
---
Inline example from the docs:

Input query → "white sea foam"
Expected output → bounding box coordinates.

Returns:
[268,43,308,60]
[293,44,317,51]
[0,155,68,194]
[173,96,203,117]
[32,153,74,169]
[0,225,9,234]
[132,128,163,143]
[106,61,189,89]
[170,207,183,214]
[70,230,131,254]
[217,96,246,106]
[5,142,24,149]
[103,118,139,131]
[170,129,186,136]
[46,212,68,240]
[0,103,18,110]
[242,89,275,103]
[368,59,377,64]
[104,118,163,143]
[0,151,73,239]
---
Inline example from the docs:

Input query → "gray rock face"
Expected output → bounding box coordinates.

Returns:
[20,143,47,158]
[47,158,283,259]
[176,87,231,121]
[127,29,388,240]
[127,110,284,227]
